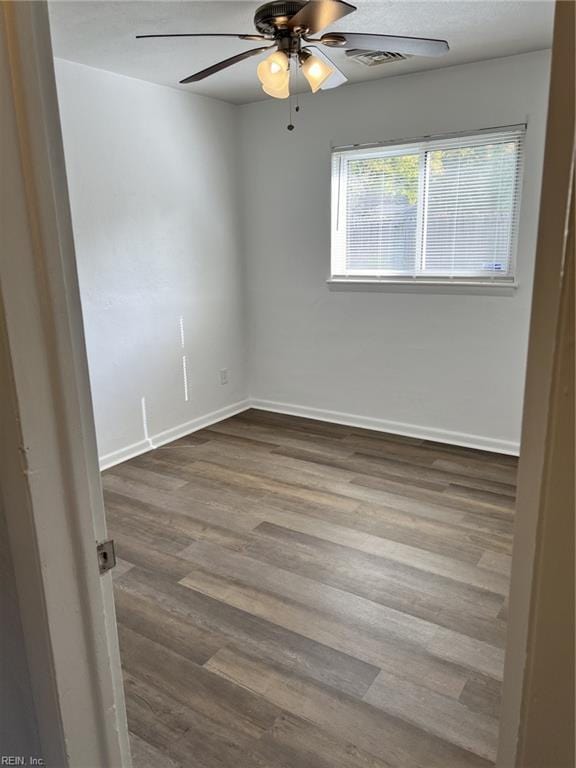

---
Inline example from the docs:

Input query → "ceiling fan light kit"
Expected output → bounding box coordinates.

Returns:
[257,50,290,98]
[137,0,449,127]
[300,49,333,93]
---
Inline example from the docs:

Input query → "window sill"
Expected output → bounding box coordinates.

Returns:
[326,278,518,296]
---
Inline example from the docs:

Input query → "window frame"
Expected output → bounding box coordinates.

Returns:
[329,125,526,291]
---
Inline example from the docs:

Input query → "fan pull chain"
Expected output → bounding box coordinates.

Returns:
[287,92,294,131]
[294,56,301,115]
[287,56,294,131]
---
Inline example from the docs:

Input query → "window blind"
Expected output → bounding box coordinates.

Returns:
[331,126,525,283]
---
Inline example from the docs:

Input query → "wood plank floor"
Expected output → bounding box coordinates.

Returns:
[103,409,516,768]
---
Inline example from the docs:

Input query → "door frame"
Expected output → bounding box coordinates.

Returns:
[0,2,130,764]
[497,2,574,765]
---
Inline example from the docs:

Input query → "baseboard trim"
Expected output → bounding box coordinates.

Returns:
[250,398,520,455]
[99,438,153,470]
[99,399,251,470]
[99,396,519,468]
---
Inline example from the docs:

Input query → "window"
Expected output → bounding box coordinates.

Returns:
[330,126,525,286]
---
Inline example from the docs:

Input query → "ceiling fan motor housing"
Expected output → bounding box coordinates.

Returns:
[254,0,307,35]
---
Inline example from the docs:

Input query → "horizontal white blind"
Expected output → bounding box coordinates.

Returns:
[331,127,525,283]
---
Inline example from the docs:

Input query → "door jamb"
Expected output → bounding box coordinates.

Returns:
[0,2,130,764]
[497,2,575,764]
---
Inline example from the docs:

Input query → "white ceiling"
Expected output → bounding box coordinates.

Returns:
[48,0,554,105]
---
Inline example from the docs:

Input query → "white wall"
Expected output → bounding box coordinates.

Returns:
[55,52,549,462]
[240,51,550,453]
[54,60,248,466]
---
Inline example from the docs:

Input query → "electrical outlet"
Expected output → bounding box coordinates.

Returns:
[219,368,229,385]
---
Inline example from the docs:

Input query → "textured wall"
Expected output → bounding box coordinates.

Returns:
[55,60,248,464]
[240,52,550,452]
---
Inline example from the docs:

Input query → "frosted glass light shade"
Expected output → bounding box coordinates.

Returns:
[301,53,333,93]
[257,51,290,99]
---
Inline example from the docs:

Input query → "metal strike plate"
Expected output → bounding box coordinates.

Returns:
[97,539,116,575]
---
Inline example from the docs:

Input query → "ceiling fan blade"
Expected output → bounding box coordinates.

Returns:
[319,32,449,57]
[179,46,272,84]
[136,33,267,41]
[303,45,347,89]
[288,0,356,35]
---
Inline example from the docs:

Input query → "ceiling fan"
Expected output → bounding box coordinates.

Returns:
[137,0,449,99]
